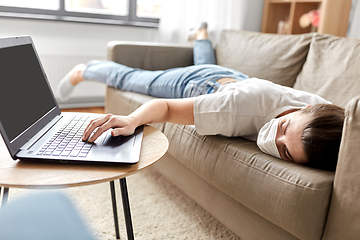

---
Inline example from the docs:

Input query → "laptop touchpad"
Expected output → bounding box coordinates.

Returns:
[101,131,134,147]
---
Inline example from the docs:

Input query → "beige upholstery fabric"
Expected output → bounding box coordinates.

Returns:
[293,34,360,108]
[216,30,313,87]
[164,124,333,240]
[153,153,300,240]
[107,41,193,71]
[105,87,335,240]
[322,96,360,240]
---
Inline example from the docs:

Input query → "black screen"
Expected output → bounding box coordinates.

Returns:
[0,43,56,141]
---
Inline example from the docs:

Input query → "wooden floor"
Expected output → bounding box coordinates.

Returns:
[61,106,105,114]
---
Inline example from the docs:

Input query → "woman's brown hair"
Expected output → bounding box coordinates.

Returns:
[300,104,345,171]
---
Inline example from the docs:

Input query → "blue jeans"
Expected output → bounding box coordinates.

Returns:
[83,39,249,98]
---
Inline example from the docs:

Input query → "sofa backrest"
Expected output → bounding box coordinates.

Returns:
[216,30,313,87]
[107,41,194,71]
[293,34,360,108]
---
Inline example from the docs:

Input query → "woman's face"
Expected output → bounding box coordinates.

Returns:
[275,111,311,165]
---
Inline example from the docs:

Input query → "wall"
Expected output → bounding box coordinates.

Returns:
[241,0,264,32]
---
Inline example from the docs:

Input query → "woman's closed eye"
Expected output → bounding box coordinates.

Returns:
[281,119,293,161]
[285,147,293,162]
[282,119,290,134]
[281,120,287,134]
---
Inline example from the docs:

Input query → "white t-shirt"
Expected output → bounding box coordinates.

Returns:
[193,78,331,141]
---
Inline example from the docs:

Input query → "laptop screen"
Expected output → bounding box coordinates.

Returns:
[0,43,57,142]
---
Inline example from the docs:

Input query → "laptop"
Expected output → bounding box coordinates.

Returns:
[0,36,144,164]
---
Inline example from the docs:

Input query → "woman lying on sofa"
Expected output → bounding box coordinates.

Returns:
[57,23,344,171]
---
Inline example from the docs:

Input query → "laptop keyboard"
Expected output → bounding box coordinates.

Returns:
[37,115,95,158]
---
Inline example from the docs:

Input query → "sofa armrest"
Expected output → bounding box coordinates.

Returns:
[323,96,360,240]
[107,41,194,70]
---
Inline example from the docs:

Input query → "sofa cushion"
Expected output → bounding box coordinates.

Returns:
[164,124,333,240]
[216,30,313,87]
[105,87,335,240]
[293,34,360,108]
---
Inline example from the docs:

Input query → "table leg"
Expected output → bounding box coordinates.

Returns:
[120,178,134,240]
[110,181,120,239]
[1,187,9,210]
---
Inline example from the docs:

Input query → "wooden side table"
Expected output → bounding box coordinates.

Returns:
[0,125,168,240]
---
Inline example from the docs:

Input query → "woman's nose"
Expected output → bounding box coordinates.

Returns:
[275,130,286,149]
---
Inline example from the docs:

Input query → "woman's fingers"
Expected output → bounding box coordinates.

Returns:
[82,114,137,142]
[87,121,111,142]
[111,125,135,137]
[82,114,113,141]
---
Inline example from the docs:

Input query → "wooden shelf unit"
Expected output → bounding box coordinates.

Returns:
[261,0,352,36]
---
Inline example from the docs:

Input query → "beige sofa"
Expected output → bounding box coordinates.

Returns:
[104,30,360,240]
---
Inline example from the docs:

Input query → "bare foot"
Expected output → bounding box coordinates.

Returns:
[195,28,209,40]
[68,64,86,86]
[187,22,208,41]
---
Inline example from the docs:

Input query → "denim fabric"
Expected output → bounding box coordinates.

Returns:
[83,40,249,98]
[193,39,216,65]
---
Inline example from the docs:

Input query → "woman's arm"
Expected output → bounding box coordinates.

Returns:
[82,98,196,142]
